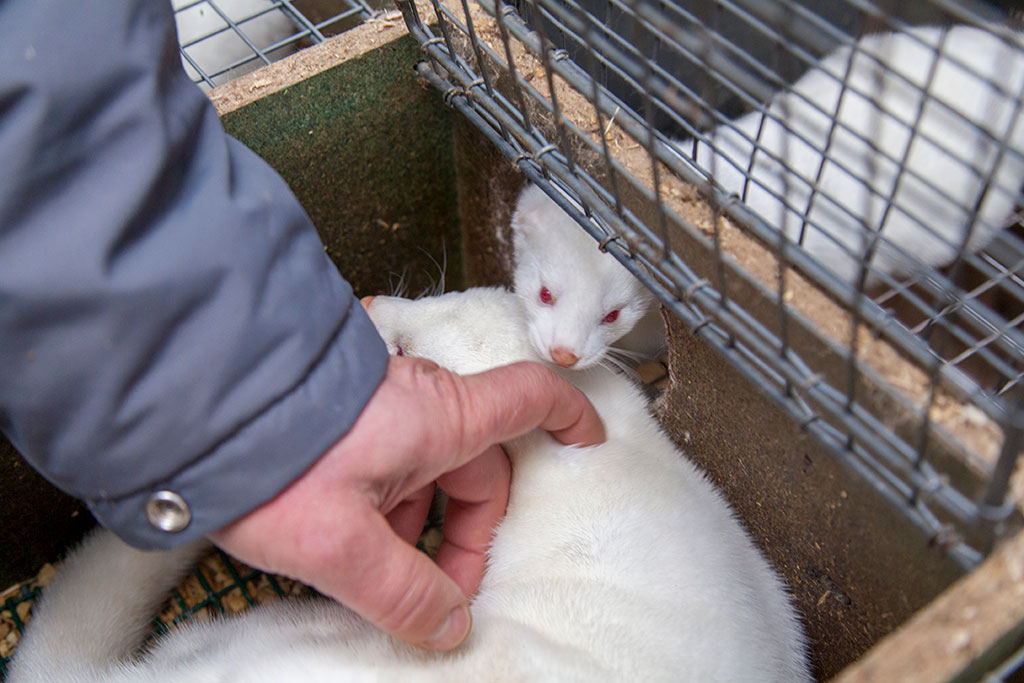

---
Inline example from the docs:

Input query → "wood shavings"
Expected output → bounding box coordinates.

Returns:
[219,587,250,615]
[635,360,669,385]
[370,9,404,25]
[0,615,18,660]
[369,10,405,33]
[208,0,436,116]
[32,564,55,589]
[0,560,55,660]
[419,527,444,558]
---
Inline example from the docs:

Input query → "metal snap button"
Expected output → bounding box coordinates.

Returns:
[145,490,192,532]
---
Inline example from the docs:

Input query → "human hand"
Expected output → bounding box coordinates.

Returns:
[208,354,604,651]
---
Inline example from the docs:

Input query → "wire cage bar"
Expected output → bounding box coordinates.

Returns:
[172,0,386,90]
[398,0,1024,569]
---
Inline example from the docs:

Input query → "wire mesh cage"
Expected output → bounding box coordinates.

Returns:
[397,0,1024,571]
[172,0,387,89]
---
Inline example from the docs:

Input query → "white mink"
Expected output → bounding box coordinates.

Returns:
[172,0,295,89]
[511,183,665,369]
[681,23,1024,287]
[11,287,811,683]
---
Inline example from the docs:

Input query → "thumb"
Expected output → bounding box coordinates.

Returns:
[320,506,472,651]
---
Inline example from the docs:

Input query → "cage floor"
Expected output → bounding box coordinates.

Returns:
[0,502,444,680]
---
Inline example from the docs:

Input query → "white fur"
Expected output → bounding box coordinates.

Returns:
[511,184,665,369]
[172,0,295,90]
[12,287,810,682]
[681,24,1024,286]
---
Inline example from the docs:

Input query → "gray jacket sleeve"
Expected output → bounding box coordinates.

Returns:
[0,1,389,549]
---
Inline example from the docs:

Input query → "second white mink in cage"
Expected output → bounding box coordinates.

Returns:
[680,23,1024,288]
[511,183,666,369]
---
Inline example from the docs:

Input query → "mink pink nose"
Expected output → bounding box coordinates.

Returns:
[550,347,580,368]
[360,295,375,311]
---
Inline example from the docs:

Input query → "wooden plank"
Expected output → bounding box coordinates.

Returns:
[208,6,425,116]
[832,528,1024,682]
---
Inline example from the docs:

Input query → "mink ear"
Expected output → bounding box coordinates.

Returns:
[511,184,554,239]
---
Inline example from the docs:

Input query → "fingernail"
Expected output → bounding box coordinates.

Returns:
[422,604,471,650]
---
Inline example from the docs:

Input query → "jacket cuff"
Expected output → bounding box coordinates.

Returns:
[87,303,388,550]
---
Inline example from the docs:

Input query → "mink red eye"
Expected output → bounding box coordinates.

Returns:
[539,287,554,305]
[602,310,620,324]
[395,345,405,356]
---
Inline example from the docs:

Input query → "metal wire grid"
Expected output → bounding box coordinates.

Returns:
[398,0,1024,569]
[553,0,1024,403]
[172,0,384,89]
[146,548,309,640]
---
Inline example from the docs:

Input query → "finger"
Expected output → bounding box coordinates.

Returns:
[435,443,511,596]
[385,483,435,546]
[318,506,472,651]
[458,361,605,451]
